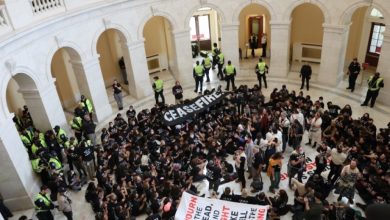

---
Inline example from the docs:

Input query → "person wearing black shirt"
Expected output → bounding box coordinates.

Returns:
[234,147,247,189]
[118,57,128,85]
[113,80,123,110]
[126,105,136,119]
[300,63,312,91]
[74,103,88,119]
[219,187,234,202]
[82,115,96,147]
[77,140,95,180]
[249,33,258,58]
[172,81,184,104]
[288,147,306,187]
[346,58,361,92]
[206,159,222,194]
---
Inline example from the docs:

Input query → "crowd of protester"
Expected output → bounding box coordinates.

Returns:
[10,83,390,220]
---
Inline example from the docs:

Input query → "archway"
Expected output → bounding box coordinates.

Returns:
[6,73,51,131]
[51,47,93,120]
[143,16,177,84]
[290,3,325,76]
[238,3,271,65]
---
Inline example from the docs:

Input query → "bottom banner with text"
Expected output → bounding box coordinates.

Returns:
[175,192,268,220]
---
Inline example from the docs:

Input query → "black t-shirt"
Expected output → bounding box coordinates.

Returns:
[290,152,305,169]
[220,193,234,202]
[172,85,183,99]
[113,83,122,94]
[77,144,94,161]
[126,109,136,118]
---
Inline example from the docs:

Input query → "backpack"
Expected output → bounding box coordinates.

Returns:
[250,175,263,191]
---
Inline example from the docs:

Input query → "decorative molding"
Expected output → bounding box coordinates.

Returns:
[4,59,16,74]
[103,18,112,30]
[54,36,63,48]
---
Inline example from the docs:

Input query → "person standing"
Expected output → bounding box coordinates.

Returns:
[69,116,83,142]
[34,186,54,220]
[327,145,348,185]
[202,54,212,82]
[306,112,322,149]
[267,152,282,193]
[217,51,225,80]
[288,146,306,187]
[249,33,258,58]
[113,80,123,110]
[337,160,361,204]
[212,43,220,70]
[235,147,247,190]
[77,139,95,180]
[80,95,93,119]
[300,63,312,91]
[152,76,165,105]
[303,192,324,220]
[82,115,97,148]
[57,187,73,220]
[279,112,290,152]
[361,72,384,107]
[346,58,361,92]
[193,60,205,94]
[172,81,183,104]
[223,60,236,91]
[261,33,267,57]
[118,57,128,85]
[255,58,268,90]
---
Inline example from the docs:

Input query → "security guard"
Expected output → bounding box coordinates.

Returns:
[20,129,34,155]
[211,43,220,69]
[361,72,384,107]
[31,154,44,174]
[223,60,237,91]
[152,76,165,105]
[202,54,212,82]
[69,116,83,142]
[346,58,361,92]
[54,126,68,147]
[193,60,205,94]
[217,51,225,80]
[13,115,24,131]
[255,58,268,90]
[34,186,54,220]
[80,95,93,119]
[48,155,63,172]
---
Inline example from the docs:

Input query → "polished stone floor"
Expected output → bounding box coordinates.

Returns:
[9,58,389,220]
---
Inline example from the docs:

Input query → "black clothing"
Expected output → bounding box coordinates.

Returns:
[300,65,312,90]
[82,120,96,135]
[172,85,183,100]
[348,61,361,91]
[113,83,122,94]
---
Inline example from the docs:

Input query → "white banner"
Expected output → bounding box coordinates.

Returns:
[175,192,268,220]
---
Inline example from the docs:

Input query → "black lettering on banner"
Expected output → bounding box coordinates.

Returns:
[212,210,219,219]
[249,208,257,219]
[162,91,227,126]
[230,211,238,220]
[239,211,248,220]
[194,207,202,219]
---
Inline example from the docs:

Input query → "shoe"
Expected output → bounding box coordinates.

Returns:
[337,196,342,201]
[225,88,229,91]
[119,107,123,110]
[199,92,202,95]
[361,103,367,106]
[351,89,354,93]
[248,175,252,179]
[349,198,354,204]
[346,87,351,89]
[305,142,311,145]
[206,80,210,82]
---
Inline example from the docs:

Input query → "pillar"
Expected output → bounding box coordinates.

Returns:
[70,56,112,122]
[122,39,154,99]
[0,115,39,211]
[171,29,193,85]
[221,23,240,72]
[318,24,350,86]
[269,20,291,78]
[376,31,390,106]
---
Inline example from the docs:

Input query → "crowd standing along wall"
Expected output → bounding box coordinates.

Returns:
[0,0,390,212]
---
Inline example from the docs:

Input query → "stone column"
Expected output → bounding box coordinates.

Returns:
[269,20,291,78]
[376,31,390,106]
[221,23,240,72]
[171,29,193,86]
[70,56,112,122]
[0,115,39,211]
[19,81,67,131]
[122,40,154,99]
[318,24,350,86]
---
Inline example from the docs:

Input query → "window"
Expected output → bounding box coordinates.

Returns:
[370,8,384,18]
[368,23,385,55]
[189,15,211,41]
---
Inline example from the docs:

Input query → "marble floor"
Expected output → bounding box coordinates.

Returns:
[9,60,390,220]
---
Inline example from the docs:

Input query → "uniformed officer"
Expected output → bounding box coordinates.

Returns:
[361,72,384,107]
[223,60,237,91]
[69,116,83,142]
[346,58,361,92]
[202,54,212,82]
[80,95,93,119]
[211,43,220,69]
[249,33,258,58]
[54,126,68,148]
[300,62,312,91]
[193,60,205,94]
[34,186,54,220]
[255,58,268,90]
[152,76,165,105]
[217,51,225,80]
[20,129,34,154]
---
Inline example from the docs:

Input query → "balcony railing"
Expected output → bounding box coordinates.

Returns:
[30,0,64,15]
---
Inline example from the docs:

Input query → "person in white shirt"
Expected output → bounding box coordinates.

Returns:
[306,112,322,148]
[279,112,290,152]
[327,145,349,184]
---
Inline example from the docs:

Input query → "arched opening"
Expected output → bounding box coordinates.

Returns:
[143,16,177,85]
[238,3,271,65]
[6,73,51,131]
[96,29,135,104]
[290,3,325,77]
[343,7,386,87]
[51,47,93,120]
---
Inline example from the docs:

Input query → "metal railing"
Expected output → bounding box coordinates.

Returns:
[30,0,64,14]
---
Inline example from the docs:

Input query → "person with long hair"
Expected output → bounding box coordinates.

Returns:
[267,152,283,193]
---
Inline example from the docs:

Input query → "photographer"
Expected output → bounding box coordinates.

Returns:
[288,146,306,188]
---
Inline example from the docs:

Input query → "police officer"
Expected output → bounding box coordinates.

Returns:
[249,33,258,58]
[152,76,165,105]
[193,60,205,94]
[202,54,212,82]
[211,43,220,69]
[34,186,54,220]
[300,62,312,91]
[80,95,93,119]
[20,129,34,155]
[69,116,83,142]
[346,58,361,92]
[223,60,237,91]
[361,72,384,107]
[216,51,225,80]
[255,58,268,90]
